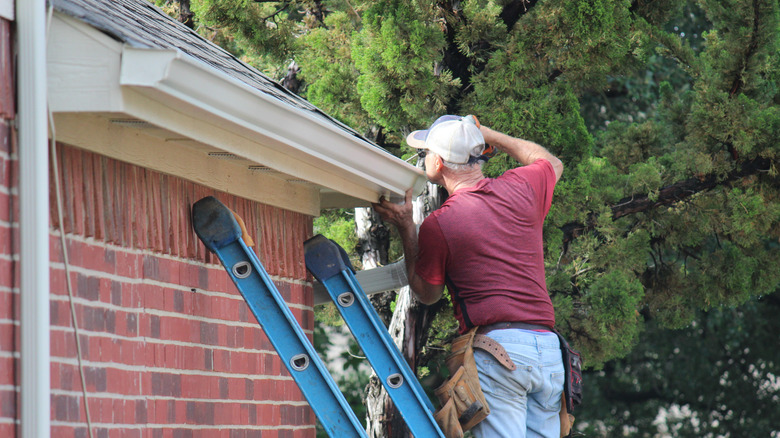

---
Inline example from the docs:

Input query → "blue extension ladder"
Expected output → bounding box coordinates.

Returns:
[191,196,444,438]
[192,196,365,437]
[304,235,445,438]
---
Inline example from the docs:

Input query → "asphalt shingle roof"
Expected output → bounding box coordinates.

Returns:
[50,0,372,145]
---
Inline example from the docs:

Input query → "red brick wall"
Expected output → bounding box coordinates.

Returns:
[47,143,316,437]
[0,16,17,438]
[2,99,319,438]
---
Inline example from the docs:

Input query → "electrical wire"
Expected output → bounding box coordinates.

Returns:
[47,5,95,438]
[49,93,95,438]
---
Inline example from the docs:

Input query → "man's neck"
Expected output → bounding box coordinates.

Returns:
[442,169,485,194]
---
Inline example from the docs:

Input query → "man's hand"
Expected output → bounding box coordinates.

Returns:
[372,188,415,231]
[372,188,444,305]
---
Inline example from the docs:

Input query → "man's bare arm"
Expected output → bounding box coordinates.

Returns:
[479,125,564,182]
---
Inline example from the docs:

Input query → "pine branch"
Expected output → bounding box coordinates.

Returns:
[262,2,290,21]
[561,156,771,244]
[439,0,540,111]
[437,2,475,111]
[729,0,762,97]
[498,0,538,31]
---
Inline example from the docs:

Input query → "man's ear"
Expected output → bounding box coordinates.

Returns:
[433,155,443,173]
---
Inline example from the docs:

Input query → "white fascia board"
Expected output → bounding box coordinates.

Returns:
[119,47,425,204]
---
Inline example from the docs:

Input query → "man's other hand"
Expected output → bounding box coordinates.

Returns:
[372,188,415,231]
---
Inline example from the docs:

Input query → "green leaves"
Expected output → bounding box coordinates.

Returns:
[456,0,507,65]
[583,270,645,363]
[352,1,455,129]
[193,0,299,68]
[313,209,359,267]
[524,0,636,87]
[724,187,778,246]
[578,297,780,436]
[299,11,369,128]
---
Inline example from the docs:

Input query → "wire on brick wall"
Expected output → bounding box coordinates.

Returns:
[47,5,95,438]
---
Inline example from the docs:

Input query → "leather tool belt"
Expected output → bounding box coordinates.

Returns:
[433,327,515,438]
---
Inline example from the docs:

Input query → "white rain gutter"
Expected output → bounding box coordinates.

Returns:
[17,0,50,436]
[119,47,425,204]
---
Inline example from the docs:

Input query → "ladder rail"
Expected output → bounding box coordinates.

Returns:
[221,241,365,436]
[342,270,437,413]
[306,236,445,438]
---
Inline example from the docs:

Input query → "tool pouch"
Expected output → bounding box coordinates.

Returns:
[553,329,583,437]
[553,330,583,413]
[433,380,464,437]
[559,392,575,437]
[434,328,490,437]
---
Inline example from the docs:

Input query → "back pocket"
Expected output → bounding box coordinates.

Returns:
[543,371,565,410]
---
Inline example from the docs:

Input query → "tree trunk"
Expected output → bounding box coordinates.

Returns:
[356,205,405,436]
[355,207,389,271]
[364,285,415,438]
[363,177,444,437]
[178,0,195,29]
[281,61,302,94]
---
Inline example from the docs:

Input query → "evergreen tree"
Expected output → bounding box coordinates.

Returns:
[164,0,780,435]
[578,295,780,436]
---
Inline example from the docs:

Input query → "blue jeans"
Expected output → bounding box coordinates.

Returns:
[472,329,564,438]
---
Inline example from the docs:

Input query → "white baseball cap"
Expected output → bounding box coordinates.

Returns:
[406,115,485,164]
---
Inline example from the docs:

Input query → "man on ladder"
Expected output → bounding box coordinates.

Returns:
[373,115,566,438]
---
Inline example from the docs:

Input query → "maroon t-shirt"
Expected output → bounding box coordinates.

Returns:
[416,159,557,334]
